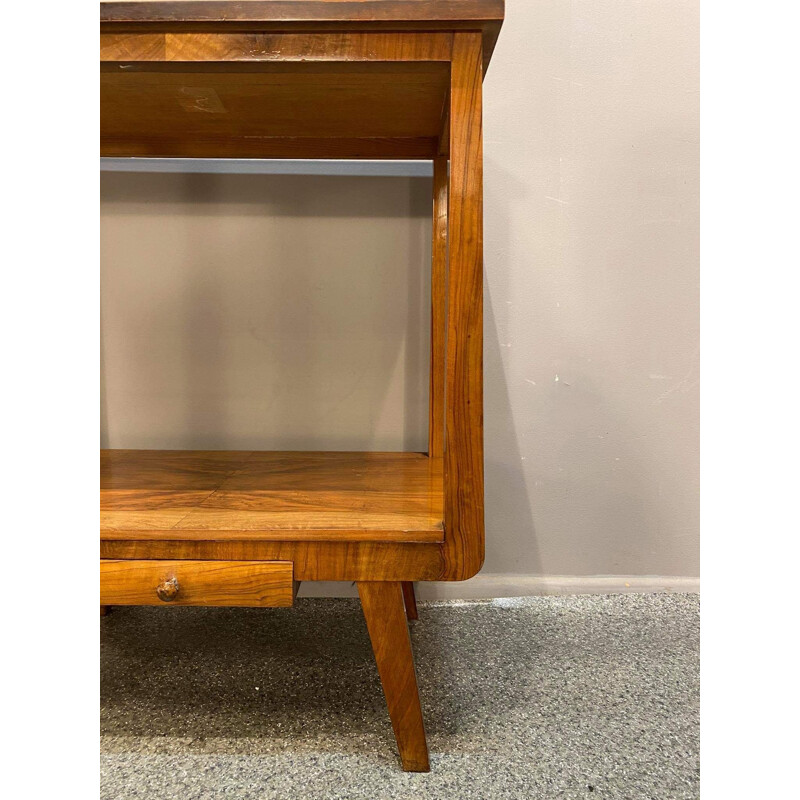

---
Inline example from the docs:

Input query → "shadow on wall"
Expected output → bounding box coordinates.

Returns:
[481,152,661,578]
[100,172,431,452]
[482,153,659,580]
[480,123,699,578]
[482,159,541,578]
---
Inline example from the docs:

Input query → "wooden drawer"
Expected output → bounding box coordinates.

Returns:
[100,559,295,607]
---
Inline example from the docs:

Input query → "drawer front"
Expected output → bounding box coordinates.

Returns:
[100,559,295,607]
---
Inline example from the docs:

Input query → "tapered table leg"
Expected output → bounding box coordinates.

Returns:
[401,581,419,620]
[100,605,108,616]
[358,581,429,771]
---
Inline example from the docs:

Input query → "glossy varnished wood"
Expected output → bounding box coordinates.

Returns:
[100,0,504,773]
[100,559,295,606]
[439,32,485,580]
[100,31,489,576]
[100,31,453,62]
[100,538,443,581]
[358,581,429,771]
[102,450,444,543]
[101,0,503,25]
[100,1,505,70]
[101,64,449,159]
[100,31,452,159]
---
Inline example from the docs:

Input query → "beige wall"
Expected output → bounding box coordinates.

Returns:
[101,0,699,584]
[101,174,431,452]
[479,0,700,580]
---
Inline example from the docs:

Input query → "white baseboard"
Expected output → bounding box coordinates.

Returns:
[297,574,700,599]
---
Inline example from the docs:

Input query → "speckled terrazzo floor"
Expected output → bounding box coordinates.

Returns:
[101,594,699,799]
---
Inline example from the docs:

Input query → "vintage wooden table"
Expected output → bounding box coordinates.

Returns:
[100,0,504,771]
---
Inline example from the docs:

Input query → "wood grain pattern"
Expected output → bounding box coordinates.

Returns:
[100,559,295,606]
[428,156,448,459]
[99,2,505,70]
[101,450,444,543]
[99,1,503,773]
[99,9,495,588]
[100,32,453,63]
[401,581,419,621]
[358,581,429,771]
[440,32,485,580]
[100,31,453,162]
[100,539,443,581]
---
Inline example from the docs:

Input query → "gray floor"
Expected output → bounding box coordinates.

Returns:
[101,594,699,799]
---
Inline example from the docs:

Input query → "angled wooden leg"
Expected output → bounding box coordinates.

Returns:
[100,605,109,616]
[358,581,429,772]
[401,581,419,621]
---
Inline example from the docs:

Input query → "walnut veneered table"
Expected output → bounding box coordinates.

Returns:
[100,0,504,772]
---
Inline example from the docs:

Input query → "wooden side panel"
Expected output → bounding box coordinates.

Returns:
[428,156,448,459]
[440,32,484,580]
[100,559,295,606]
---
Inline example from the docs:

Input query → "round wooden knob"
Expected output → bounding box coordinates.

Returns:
[156,576,180,602]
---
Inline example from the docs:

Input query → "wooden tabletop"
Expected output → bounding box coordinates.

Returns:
[100,1,505,68]
[100,1,504,25]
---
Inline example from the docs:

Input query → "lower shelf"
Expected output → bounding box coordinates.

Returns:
[101,450,444,544]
